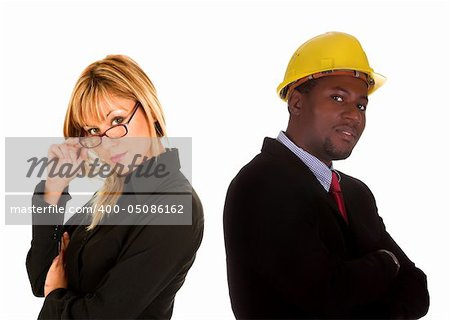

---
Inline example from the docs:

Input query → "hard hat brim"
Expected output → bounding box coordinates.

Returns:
[277,69,386,101]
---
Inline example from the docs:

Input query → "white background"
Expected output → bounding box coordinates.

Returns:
[1,0,449,319]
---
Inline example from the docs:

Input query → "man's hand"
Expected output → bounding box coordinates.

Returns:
[44,232,70,297]
[378,249,400,277]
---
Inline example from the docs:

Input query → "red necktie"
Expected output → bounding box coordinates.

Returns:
[330,171,348,224]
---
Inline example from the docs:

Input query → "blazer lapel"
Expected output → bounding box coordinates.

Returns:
[261,138,348,227]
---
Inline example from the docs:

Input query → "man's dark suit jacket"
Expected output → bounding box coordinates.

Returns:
[223,138,429,319]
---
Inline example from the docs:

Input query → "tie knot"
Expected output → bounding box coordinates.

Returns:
[330,171,341,193]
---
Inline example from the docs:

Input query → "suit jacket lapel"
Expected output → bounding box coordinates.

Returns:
[261,138,348,227]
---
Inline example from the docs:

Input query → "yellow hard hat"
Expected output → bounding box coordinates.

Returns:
[277,31,386,101]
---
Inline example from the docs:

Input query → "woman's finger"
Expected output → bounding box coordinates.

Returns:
[79,147,89,162]
[48,144,65,160]
[68,146,78,163]
[66,138,85,152]
[60,232,70,262]
[62,232,70,251]
[57,145,71,160]
[65,137,81,146]
[51,254,60,268]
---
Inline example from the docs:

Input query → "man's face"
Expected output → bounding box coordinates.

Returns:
[292,75,369,165]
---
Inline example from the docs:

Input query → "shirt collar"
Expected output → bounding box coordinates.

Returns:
[277,131,333,191]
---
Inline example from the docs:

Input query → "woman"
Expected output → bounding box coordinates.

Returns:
[26,55,204,319]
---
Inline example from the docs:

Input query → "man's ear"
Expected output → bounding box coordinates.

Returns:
[287,89,303,116]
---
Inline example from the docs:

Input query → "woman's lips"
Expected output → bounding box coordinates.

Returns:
[110,152,127,163]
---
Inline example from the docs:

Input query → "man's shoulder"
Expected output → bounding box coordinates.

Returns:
[339,171,374,197]
[232,146,299,185]
[227,139,313,198]
[228,154,276,192]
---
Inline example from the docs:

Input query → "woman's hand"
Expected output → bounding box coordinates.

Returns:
[44,232,70,297]
[44,138,88,205]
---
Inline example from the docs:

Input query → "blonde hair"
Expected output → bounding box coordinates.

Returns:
[64,55,167,230]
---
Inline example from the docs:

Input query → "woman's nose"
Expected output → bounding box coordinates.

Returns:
[100,136,120,149]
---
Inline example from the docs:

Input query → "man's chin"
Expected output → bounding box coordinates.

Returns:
[331,152,352,161]
[324,142,355,161]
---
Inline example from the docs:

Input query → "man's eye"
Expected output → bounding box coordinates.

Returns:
[357,104,367,112]
[332,95,343,102]
[112,117,124,125]
[87,128,100,135]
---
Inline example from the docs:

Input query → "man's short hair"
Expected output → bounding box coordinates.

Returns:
[294,79,318,94]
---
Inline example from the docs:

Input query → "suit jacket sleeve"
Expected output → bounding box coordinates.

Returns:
[26,180,71,297]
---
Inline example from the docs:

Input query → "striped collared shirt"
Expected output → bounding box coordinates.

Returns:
[277,131,333,192]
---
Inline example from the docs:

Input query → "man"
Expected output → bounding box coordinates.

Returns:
[223,32,429,319]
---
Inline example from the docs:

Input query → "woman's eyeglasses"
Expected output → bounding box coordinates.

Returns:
[79,101,141,149]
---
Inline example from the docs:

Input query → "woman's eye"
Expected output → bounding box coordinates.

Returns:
[87,128,99,135]
[112,117,124,125]
[357,104,367,112]
[332,95,343,102]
